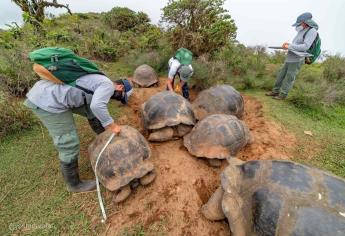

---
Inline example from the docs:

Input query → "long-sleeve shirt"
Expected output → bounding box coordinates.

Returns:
[26,74,115,127]
[168,57,193,81]
[286,27,318,63]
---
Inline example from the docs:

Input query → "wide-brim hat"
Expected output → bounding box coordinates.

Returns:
[304,19,319,30]
[292,12,313,27]
[179,65,193,81]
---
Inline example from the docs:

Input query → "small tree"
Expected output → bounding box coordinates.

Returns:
[162,0,237,56]
[11,0,72,27]
[104,7,150,32]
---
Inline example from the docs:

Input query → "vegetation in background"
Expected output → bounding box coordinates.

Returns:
[0,0,344,145]
[0,90,37,139]
[11,0,72,28]
[0,46,37,96]
[104,7,150,32]
[162,0,237,55]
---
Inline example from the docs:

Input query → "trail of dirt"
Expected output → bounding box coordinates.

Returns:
[102,78,296,235]
[238,95,296,161]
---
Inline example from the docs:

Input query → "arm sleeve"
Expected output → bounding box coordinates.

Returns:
[168,60,179,80]
[288,29,318,52]
[89,82,115,127]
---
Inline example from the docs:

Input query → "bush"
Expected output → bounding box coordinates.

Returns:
[214,43,270,78]
[104,7,150,32]
[0,91,36,139]
[323,55,345,82]
[190,55,230,90]
[162,0,237,55]
[0,47,37,97]
[122,38,173,74]
[288,65,327,108]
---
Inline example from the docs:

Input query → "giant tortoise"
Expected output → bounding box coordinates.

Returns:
[142,91,196,142]
[192,85,244,120]
[88,126,156,203]
[202,158,345,236]
[183,114,250,167]
[132,64,158,87]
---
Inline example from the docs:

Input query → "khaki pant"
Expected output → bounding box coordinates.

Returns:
[24,99,95,163]
[273,61,304,97]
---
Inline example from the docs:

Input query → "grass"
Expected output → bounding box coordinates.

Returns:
[247,90,345,177]
[0,101,122,235]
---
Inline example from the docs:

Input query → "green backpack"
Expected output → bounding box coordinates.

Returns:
[303,28,321,64]
[174,48,193,65]
[29,47,104,87]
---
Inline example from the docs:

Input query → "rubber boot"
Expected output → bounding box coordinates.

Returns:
[88,118,105,134]
[182,82,189,100]
[60,159,96,193]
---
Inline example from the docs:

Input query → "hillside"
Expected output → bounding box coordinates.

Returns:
[1,3,345,235]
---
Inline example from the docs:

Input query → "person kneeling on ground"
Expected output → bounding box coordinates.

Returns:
[266,12,319,100]
[166,48,194,100]
[24,48,133,193]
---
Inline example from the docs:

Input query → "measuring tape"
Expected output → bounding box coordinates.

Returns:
[94,132,115,223]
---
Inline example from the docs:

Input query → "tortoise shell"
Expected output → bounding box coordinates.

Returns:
[141,91,196,130]
[183,114,250,159]
[192,85,244,120]
[203,159,345,235]
[132,64,158,87]
[88,126,154,191]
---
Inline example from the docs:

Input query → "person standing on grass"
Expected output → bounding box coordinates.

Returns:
[166,48,194,100]
[24,48,133,193]
[266,12,319,100]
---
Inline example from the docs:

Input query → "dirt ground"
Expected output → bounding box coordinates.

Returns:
[100,78,296,235]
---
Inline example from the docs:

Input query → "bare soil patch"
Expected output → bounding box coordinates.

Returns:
[101,78,296,235]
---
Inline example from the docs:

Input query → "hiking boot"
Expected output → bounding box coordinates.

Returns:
[60,159,96,193]
[265,91,279,96]
[273,95,286,100]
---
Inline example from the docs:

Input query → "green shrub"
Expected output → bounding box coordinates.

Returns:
[190,55,230,90]
[288,65,326,108]
[0,91,36,139]
[104,7,150,32]
[268,50,286,64]
[0,47,37,97]
[214,44,269,78]
[323,55,345,82]
[122,39,173,74]
[162,0,237,56]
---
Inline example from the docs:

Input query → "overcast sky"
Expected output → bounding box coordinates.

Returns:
[1,0,344,56]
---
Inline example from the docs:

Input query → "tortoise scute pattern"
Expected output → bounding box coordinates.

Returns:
[88,126,154,191]
[203,159,345,236]
[192,85,244,120]
[133,64,158,87]
[183,114,250,159]
[142,91,196,130]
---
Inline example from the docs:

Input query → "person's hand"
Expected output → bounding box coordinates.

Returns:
[105,123,121,135]
[166,79,174,92]
[282,42,289,50]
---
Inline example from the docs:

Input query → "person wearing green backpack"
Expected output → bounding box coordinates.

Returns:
[266,12,321,100]
[23,47,133,193]
[167,48,194,99]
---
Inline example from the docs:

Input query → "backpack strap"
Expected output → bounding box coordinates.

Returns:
[75,85,94,95]
[174,64,183,79]
[303,27,312,41]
